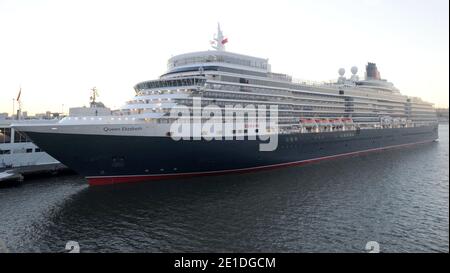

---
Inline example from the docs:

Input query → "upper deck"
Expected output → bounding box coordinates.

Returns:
[123,25,437,128]
[167,50,270,74]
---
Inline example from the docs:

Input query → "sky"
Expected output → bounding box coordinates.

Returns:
[0,0,448,115]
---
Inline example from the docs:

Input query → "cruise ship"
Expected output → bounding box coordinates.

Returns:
[14,25,439,186]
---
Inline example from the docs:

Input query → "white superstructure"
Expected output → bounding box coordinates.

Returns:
[0,119,60,169]
[16,25,437,137]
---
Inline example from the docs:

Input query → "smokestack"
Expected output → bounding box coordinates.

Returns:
[365,63,381,80]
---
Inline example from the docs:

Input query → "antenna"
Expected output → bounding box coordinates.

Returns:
[350,66,359,82]
[16,86,22,120]
[90,87,99,106]
[337,68,346,84]
[211,23,228,51]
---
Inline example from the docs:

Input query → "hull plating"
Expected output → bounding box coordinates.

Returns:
[23,125,439,186]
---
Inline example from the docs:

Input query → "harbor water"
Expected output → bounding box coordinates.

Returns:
[0,125,448,253]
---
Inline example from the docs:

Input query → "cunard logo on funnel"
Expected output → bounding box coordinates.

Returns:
[169,97,279,151]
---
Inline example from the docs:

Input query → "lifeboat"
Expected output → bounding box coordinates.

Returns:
[330,118,343,124]
[299,118,317,127]
[314,118,332,126]
[329,118,345,128]
[341,118,354,124]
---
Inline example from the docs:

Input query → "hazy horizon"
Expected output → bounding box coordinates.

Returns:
[0,0,448,115]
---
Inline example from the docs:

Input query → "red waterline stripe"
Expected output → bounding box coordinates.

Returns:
[87,140,436,186]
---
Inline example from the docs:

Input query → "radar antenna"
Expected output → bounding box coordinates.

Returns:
[337,68,346,84]
[350,66,359,82]
[210,23,228,51]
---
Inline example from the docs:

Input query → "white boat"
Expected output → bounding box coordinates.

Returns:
[0,119,61,172]
[1,87,111,180]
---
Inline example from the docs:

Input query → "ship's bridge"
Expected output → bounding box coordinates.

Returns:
[134,77,206,92]
[167,51,270,74]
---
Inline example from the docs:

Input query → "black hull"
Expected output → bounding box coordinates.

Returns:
[23,125,439,185]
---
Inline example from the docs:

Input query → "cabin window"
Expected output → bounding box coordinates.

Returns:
[0,128,11,143]
[0,149,11,155]
[239,78,249,84]
[35,148,42,153]
[26,148,33,153]
[14,131,30,143]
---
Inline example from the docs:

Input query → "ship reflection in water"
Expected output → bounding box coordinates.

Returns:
[0,125,448,253]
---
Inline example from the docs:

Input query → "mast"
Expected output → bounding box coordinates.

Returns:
[90,87,99,107]
[16,86,22,120]
[211,23,227,51]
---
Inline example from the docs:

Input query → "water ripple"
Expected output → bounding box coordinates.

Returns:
[0,125,448,253]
